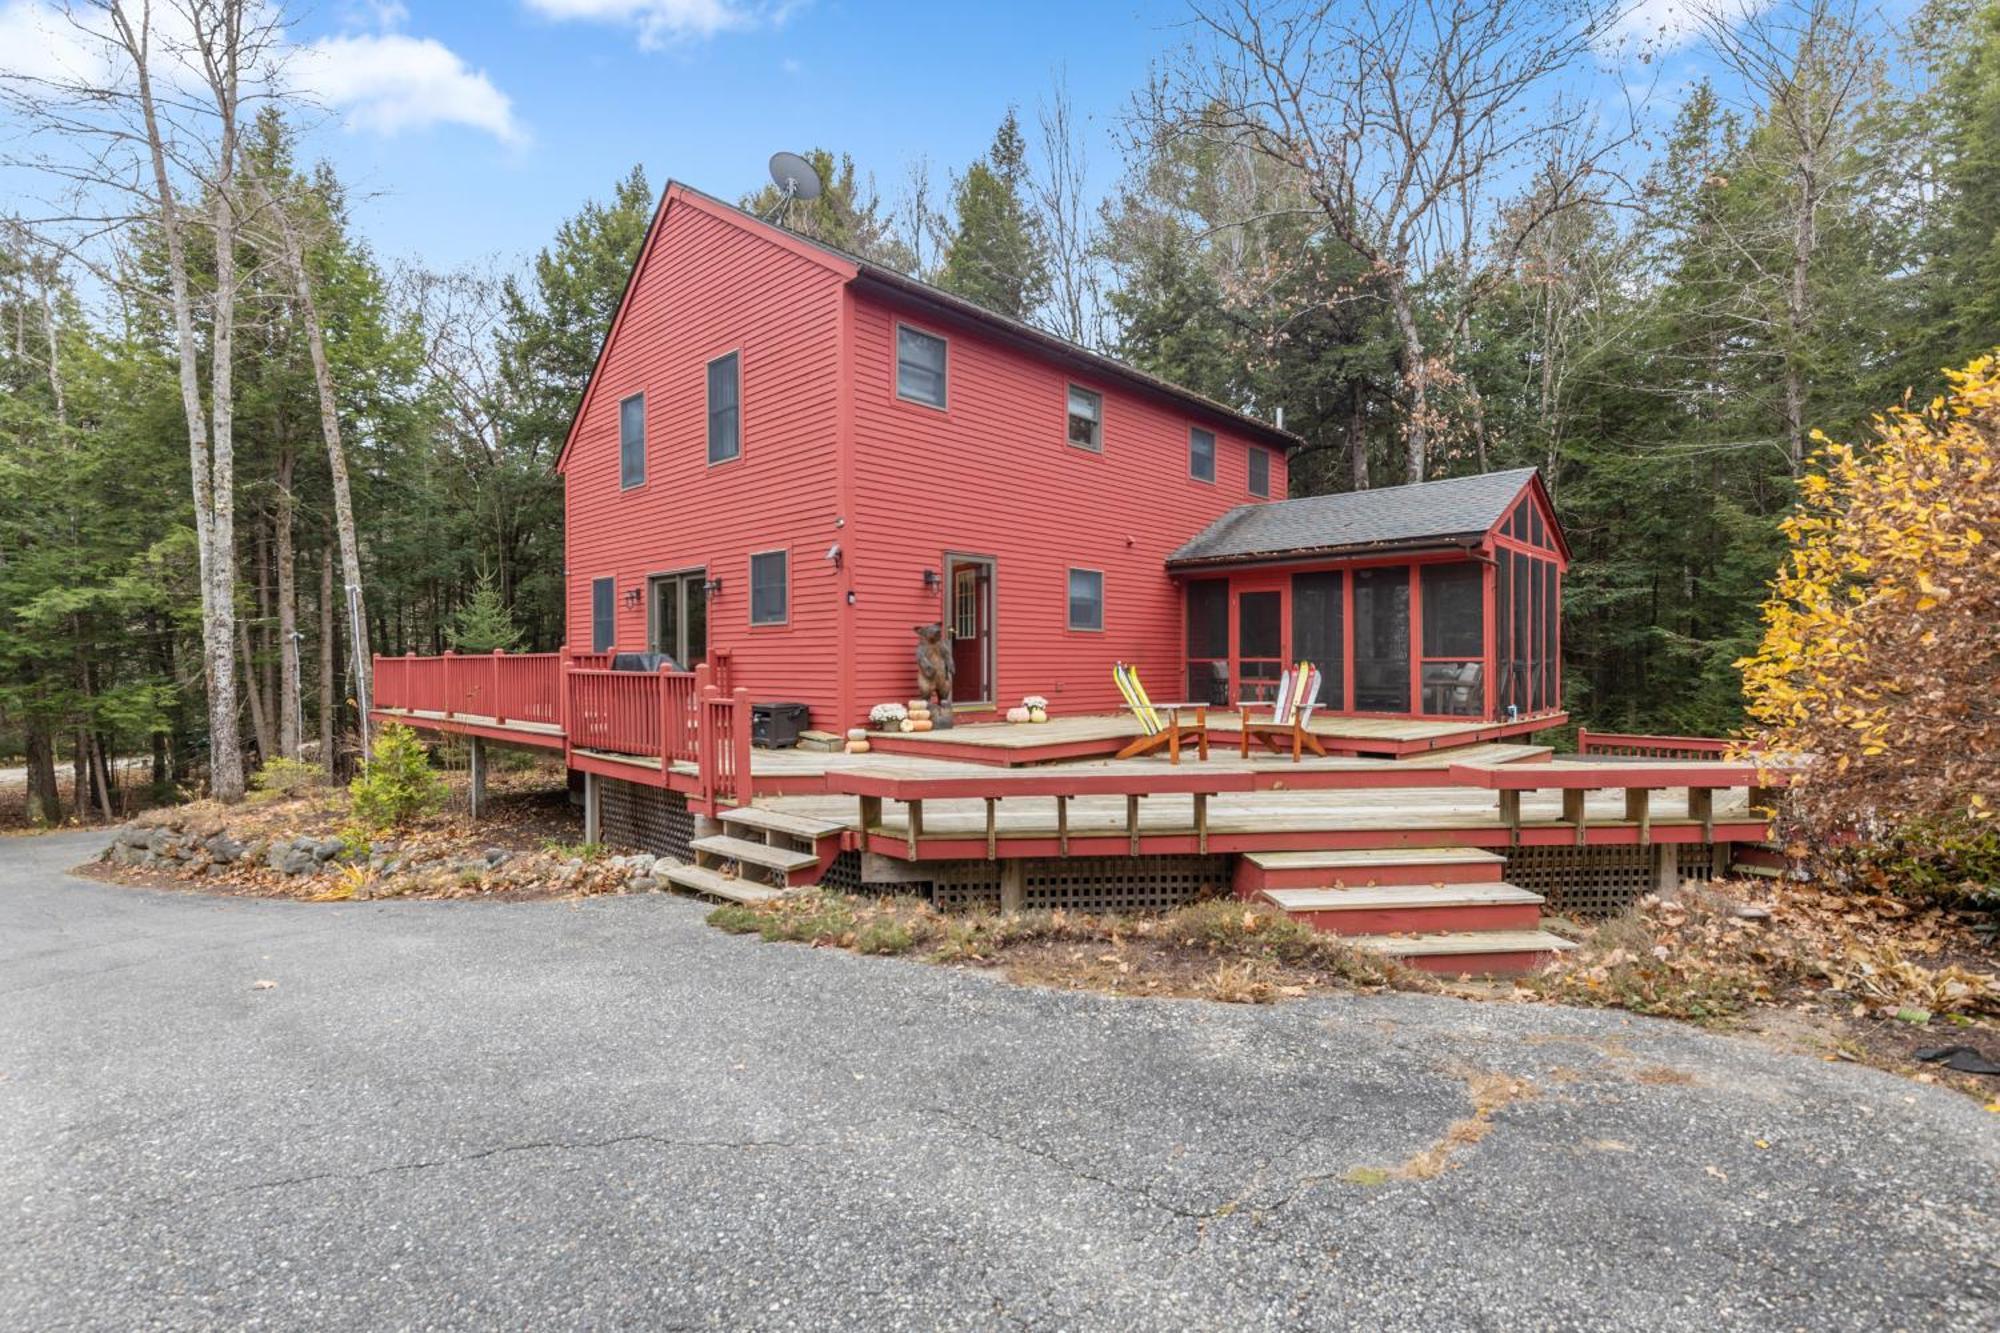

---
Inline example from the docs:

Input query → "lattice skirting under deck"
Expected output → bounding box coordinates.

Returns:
[1503,844,1718,920]
[597,778,695,861]
[924,855,1233,914]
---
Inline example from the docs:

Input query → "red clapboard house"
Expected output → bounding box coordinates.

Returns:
[555,182,1567,731]
[371,180,1781,973]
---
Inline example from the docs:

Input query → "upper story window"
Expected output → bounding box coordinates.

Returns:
[619,393,646,489]
[1248,446,1270,498]
[1067,568,1104,631]
[896,324,948,408]
[707,353,740,465]
[1188,426,1216,483]
[749,549,788,626]
[1066,385,1102,452]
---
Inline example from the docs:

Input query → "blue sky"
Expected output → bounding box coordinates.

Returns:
[2,0,1912,277]
[286,0,1183,271]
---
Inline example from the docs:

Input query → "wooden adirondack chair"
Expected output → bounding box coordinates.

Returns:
[1112,663,1209,764]
[1239,662,1328,761]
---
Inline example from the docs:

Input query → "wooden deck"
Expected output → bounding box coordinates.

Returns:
[378,697,1776,865]
[757,778,1769,862]
[373,707,566,749]
[865,709,1568,763]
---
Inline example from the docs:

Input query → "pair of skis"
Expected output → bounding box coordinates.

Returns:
[1270,662,1322,726]
[1113,661,1162,734]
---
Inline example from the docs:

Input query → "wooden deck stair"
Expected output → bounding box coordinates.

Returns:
[666,806,848,903]
[1240,846,1575,976]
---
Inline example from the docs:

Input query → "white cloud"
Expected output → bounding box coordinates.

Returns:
[523,0,790,48]
[0,1,522,145]
[1599,0,1773,57]
[0,0,124,86]
[295,32,524,144]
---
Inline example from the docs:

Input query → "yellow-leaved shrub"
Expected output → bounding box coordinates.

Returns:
[1738,353,1999,895]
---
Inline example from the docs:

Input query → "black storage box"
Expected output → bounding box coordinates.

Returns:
[751,702,810,749]
[611,651,680,672]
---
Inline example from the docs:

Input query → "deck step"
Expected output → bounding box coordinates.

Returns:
[1348,929,1577,977]
[719,806,846,842]
[1265,883,1544,937]
[689,834,819,874]
[1237,847,1506,894]
[663,863,788,905]
[1264,883,1542,912]
[1247,848,1506,871]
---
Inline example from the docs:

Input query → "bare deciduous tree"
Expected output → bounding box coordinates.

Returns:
[239,161,373,740]
[1691,0,1879,471]
[1033,69,1106,347]
[1147,0,1627,482]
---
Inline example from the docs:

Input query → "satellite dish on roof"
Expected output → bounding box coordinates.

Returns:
[765,151,823,226]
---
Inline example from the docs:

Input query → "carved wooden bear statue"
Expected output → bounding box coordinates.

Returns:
[913,622,954,708]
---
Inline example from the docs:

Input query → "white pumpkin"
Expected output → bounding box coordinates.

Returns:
[1006,706,1031,723]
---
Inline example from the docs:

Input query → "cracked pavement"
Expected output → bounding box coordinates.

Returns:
[1,830,1995,1330]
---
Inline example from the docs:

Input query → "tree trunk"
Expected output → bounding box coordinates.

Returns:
[257,513,275,739]
[1784,160,1817,474]
[89,734,115,819]
[206,111,244,800]
[250,168,372,727]
[1386,278,1430,484]
[118,4,244,802]
[1346,383,1370,491]
[23,723,60,825]
[72,732,92,822]
[276,449,300,758]
[239,613,272,766]
[319,547,337,771]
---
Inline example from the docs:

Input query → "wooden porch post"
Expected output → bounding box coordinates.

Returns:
[1000,860,1026,914]
[468,735,485,820]
[1563,787,1589,846]
[732,686,753,804]
[491,649,505,725]
[1624,787,1653,844]
[583,770,601,845]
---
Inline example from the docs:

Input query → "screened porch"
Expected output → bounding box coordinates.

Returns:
[1167,468,1568,723]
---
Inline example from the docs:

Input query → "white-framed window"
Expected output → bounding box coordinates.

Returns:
[896,324,948,408]
[1188,426,1215,483]
[1067,567,1104,631]
[1066,384,1102,452]
[749,549,788,626]
[707,352,740,465]
[619,393,646,489]
[1248,446,1270,497]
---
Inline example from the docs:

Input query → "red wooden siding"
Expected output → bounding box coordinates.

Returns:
[561,190,852,723]
[843,291,1286,721]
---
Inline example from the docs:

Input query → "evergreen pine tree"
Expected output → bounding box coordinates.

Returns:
[938,110,1051,321]
[446,573,524,653]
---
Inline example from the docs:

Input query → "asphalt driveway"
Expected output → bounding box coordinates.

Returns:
[1,830,1995,1330]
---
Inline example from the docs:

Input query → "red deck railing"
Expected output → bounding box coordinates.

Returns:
[1576,728,1737,760]
[373,650,754,809]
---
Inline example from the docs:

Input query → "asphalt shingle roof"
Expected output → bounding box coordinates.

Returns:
[1168,468,1542,566]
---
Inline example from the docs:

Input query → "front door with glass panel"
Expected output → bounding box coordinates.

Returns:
[945,556,994,705]
[648,571,707,668]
